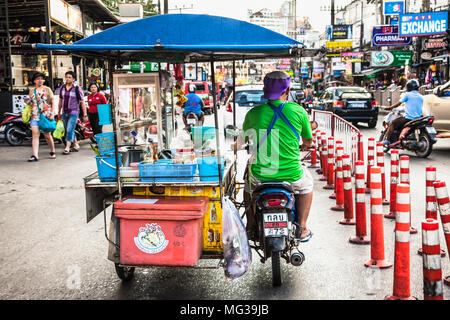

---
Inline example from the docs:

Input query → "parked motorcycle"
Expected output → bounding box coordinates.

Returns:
[185,111,202,133]
[249,181,305,286]
[379,106,437,158]
[0,112,33,146]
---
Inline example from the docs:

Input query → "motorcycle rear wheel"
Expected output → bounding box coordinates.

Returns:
[271,250,282,287]
[5,126,24,146]
[414,133,433,158]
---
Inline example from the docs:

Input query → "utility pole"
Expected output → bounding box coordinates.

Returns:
[421,0,430,12]
[164,0,168,14]
[331,0,335,25]
[359,0,364,51]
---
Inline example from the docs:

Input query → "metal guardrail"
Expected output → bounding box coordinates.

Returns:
[312,109,361,173]
[369,85,434,107]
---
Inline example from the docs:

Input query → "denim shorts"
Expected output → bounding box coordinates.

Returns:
[62,113,78,142]
[30,119,39,127]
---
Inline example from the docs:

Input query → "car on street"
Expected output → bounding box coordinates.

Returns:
[422,80,450,135]
[223,84,266,134]
[313,86,379,128]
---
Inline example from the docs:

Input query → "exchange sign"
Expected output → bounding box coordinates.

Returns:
[399,11,448,37]
[372,25,412,46]
[371,51,412,67]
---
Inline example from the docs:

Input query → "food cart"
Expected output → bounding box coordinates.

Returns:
[30,14,320,281]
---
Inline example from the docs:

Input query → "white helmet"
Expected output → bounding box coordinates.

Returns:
[188,84,196,93]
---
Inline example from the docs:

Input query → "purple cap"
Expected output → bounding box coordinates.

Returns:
[263,71,291,100]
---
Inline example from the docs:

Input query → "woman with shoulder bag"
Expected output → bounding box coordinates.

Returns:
[26,72,56,162]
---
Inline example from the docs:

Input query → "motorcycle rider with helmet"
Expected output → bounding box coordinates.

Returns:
[182,84,205,128]
[383,79,423,146]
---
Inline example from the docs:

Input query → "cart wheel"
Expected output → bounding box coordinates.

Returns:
[114,263,135,281]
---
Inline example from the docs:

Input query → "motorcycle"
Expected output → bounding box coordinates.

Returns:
[185,111,202,133]
[1,112,33,146]
[248,181,305,286]
[379,105,437,158]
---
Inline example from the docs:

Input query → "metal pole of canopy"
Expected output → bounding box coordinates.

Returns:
[232,60,237,200]
[210,58,223,200]
[108,58,122,199]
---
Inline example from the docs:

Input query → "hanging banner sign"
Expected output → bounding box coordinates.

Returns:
[371,51,412,67]
[399,11,448,37]
[340,52,364,63]
[423,37,447,50]
[372,25,412,46]
[384,0,404,16]
[326,25,353,40]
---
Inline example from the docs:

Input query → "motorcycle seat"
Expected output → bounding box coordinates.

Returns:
[253,181,294,194]
[4,112,20,117]
[404,116,428,127]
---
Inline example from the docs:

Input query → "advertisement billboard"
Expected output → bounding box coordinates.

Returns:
[372,25,412,46]
[340,52,364,63]
[371,51,412,67]
[326,25,353,41]
[383,0,404,16]
[399,11,448,37]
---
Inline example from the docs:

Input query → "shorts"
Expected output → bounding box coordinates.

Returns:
[30,119,39,127]
[244,166,314,195]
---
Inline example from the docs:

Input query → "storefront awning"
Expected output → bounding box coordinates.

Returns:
[30,14,317,63]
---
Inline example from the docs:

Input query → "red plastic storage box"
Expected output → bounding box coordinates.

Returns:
[114,196,209,266]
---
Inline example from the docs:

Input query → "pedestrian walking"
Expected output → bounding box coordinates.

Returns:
[26,72,57,162]
[87,82,107,135]
[57,71,88,155]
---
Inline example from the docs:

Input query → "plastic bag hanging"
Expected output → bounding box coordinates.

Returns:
[52,120,65,139]
[221,196,252,281]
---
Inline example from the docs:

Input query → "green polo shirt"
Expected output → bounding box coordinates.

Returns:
[242,100,312,182]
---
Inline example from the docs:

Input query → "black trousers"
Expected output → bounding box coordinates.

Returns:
[385,116,410,142]
[88,112,102,135]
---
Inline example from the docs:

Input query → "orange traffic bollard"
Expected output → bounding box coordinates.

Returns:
[418,167,446,257]
[320,132,328,181]
[433,181,450,287]
[308,131,320,169]
[340,154,356,225]
[399,155,417,234]
[324,137,335,189]
[385,150,399,219]
[329,140,343,200]
[376,142,389,206]
[315,130,323,174]
[349,160,370,244]
[358,133,364,162]
[421,218,444,300]
[366,137,375,194]
[385,184,417,300]
[331,147,345,211]
[365,166,392,269]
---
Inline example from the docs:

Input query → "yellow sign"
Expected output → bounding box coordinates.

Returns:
[326,41,353,48]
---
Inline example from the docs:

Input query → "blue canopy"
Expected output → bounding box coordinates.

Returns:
[34,14,311,62]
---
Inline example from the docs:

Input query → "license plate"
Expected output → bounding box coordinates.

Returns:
[426,127,436,134]
[349,103,365,108]
[187,119,196,125]
[0,125,5,132]
[263,213,288,237]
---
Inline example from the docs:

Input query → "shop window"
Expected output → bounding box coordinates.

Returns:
[11,55,49,92]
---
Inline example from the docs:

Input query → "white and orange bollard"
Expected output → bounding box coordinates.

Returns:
[421,218,444,300]
[433,180,450,287]
[418,167,446,257]
[349,160,370,244]
[329,140,343,200]
[366,137,375,194]
[324,137,335,190]
[308,131,320,169]
[358,133,364,162]
[340,154,356,225]
[385,150,399,219]
[365,166,392,268]
[331,146,345,211]
[315,130,323,174]
[320,132,328,181]
[385,184,417,300]
[376,142,389,206]
[399,155,417,234]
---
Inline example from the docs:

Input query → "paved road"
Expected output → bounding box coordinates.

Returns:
[0,112,449,300]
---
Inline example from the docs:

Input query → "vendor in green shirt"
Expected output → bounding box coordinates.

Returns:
[233,71,314,242]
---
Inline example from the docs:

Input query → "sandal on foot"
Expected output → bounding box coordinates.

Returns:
[62,149,70,155]
[70,147,79,152]
[28,155,39,162]
[49,152,56,159]
[300,230,313,243]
